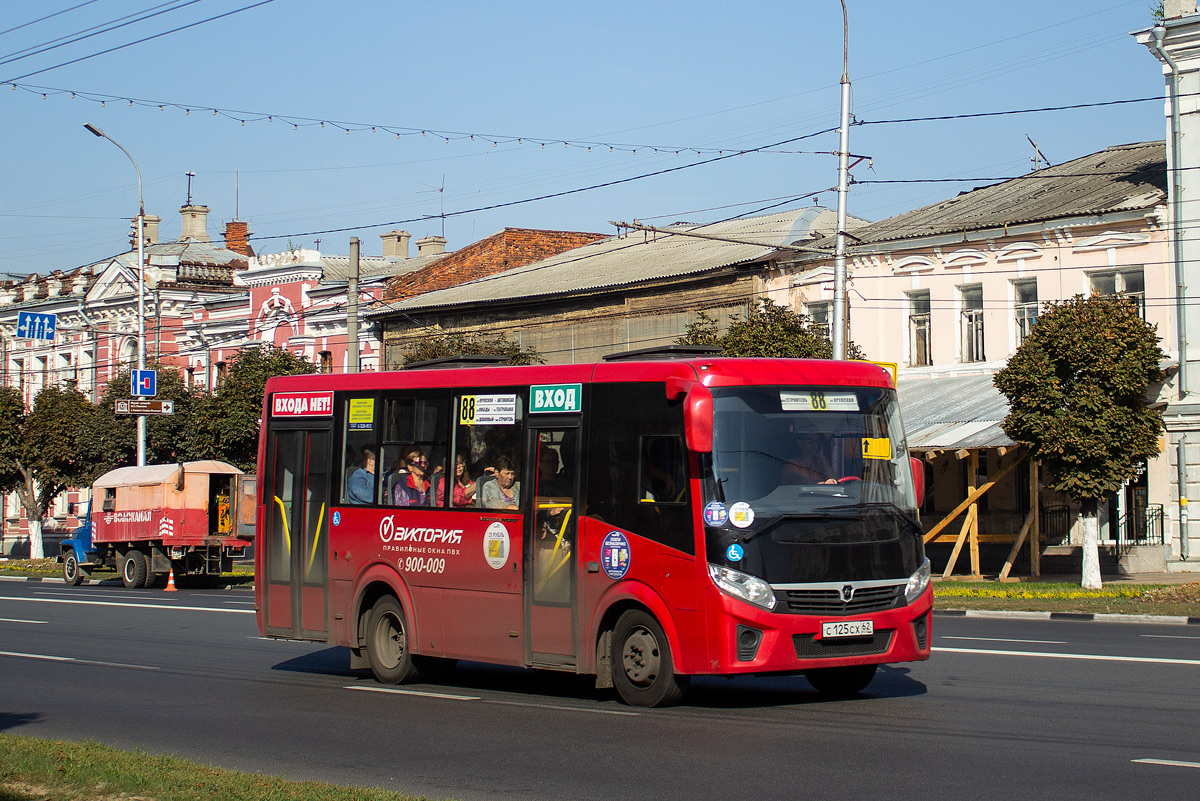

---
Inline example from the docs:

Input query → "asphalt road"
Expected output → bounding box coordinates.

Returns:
[2,578,1199,801]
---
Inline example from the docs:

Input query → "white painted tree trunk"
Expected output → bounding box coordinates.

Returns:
[27,517,43,560]
[1080,499,1102,590]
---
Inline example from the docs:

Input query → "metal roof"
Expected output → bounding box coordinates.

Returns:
[384,208,838,313]
[826,141,1166,250]
[321,253,446,282]
[897,373,1015,451]
[93,460,243,489]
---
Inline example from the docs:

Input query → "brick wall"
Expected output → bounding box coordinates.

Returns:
[383,228,605,302]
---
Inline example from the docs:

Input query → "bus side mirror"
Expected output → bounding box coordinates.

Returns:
[910,456,925,505]
[665,378,713,453]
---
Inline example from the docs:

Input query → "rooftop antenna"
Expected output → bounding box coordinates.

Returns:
[1026,135,1050,171]
[185,171,196,205]
[418,176,446,238]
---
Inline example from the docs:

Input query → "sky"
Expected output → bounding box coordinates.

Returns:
[0,0,1173,275]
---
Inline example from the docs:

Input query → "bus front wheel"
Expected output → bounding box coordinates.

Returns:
[611,610,688,707]
[805,664,878,695]
[365,596,421,685]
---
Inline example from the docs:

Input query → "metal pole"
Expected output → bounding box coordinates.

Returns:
[832,0,851,361]
[85,123,147,465]
[348,237,360,374]
[1180,435,1190,561]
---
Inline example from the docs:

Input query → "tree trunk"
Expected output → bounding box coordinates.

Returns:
[1080,497,1102,590]
[27,517,43,560]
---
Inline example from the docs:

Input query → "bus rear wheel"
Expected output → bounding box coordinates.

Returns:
[611,610,688,707]
[805,664,878,696]
[121,550,148,589]
[365,596,421,685]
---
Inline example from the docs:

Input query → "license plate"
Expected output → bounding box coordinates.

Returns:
[821,619,874,639]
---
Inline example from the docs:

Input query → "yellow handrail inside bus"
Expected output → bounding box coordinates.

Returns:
[273,496,291,552]
[535,508,573,595]
[307,503,325,577]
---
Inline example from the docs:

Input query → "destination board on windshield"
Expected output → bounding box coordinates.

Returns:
[780,390,860,412]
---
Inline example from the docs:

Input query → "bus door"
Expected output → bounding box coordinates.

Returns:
[263,424,332,640]
[525,419,580,665]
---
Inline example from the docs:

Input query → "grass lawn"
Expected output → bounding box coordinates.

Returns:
[933,580,1200,617]
[0,557,254,588]
[0,734,439,801]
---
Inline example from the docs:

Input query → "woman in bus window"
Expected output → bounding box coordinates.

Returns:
[480,455,520,509]
[450,453,476,507]
[393,446,441,506]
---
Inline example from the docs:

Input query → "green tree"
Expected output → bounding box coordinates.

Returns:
[678,298,866,359]
[188,346,316,470]
[994,294,1165,589]
[0,386,108,558]
[400,332,544,366]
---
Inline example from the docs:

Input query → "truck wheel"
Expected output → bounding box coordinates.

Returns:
[611,610,689,707]
[62,553,85,586]
[121,550,149,589]
[365,596,421,685]
[805,664,878,696]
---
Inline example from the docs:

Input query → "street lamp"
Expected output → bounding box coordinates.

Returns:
[84,123,147,466]
[831,0,851,361]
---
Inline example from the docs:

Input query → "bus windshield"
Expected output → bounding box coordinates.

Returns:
[704,385,917,520]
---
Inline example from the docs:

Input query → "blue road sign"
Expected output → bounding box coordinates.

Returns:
[16,311,56,341]
[132,369,156,397]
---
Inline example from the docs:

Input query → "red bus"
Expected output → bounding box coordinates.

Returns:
[255,349,932,707]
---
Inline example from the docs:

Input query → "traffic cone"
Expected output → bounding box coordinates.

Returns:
[164,568,177,592]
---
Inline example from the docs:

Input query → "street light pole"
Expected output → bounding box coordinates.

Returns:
[85,123,146,466]
[831,0,851,361]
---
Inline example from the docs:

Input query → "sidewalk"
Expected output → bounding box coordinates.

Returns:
[936,571,1200,585]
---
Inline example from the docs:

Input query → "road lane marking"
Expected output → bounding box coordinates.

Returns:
[0,617,46,624]
[346,685,481,701]
[345,684,639,715]
[942,636,1067,645]
[1142,634,1200,640]
[0,650,159,671]
[934,647,1200,666]
[1132,758,1200,769]
[0,596,253,614]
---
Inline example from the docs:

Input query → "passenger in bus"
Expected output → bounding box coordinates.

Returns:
[781,433,839,485]
[347,448,377,504]
[537,447,570,498]
[450,454,477,507]
[393,446,442,506]
[479,455,520,509]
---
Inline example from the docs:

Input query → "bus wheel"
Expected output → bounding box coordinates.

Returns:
[121,550,148,589]
[365,597,421,685]
[62,553,85,586]
[611,610,688,707]
[805,664,878,696]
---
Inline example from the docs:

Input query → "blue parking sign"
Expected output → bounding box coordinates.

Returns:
[132,369,156,397]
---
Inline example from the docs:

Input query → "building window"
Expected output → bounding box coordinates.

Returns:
[1013,279,1038,346]
[215,361,228,388]
[907,290,931,367]
[121,338,137,367]
[805,301,832,340]
[1090,267,1145,317]
[960,284,985,363]
[319,351,333,374]
[12,358,24,393]
[186,367,195,389]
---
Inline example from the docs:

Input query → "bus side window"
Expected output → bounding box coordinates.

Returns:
[380,395,450,507]
[451,391,525,510]
[640,436,686,504]
[341,396,379,505]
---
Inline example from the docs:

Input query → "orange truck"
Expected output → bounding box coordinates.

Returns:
[60,460,256,588]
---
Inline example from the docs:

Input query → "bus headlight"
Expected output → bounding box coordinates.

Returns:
[708,564,777,611]
[905,558,931,604]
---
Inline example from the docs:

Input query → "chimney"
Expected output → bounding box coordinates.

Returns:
[1166,0,1198,18]
[381,230,412,259]
[179,204,211,242]
[416,235,447,257]
[223,220,255,256]
[128,214,161,248]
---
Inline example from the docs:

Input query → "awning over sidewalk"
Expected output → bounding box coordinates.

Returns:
[897,372,1015,452]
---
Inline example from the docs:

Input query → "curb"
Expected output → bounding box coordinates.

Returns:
[0,575,46,582]
[934,608,1200,626]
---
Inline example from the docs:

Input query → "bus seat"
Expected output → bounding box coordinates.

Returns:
[475,474,497,507]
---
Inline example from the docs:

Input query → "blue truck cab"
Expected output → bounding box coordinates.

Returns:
[59,500,99,585]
